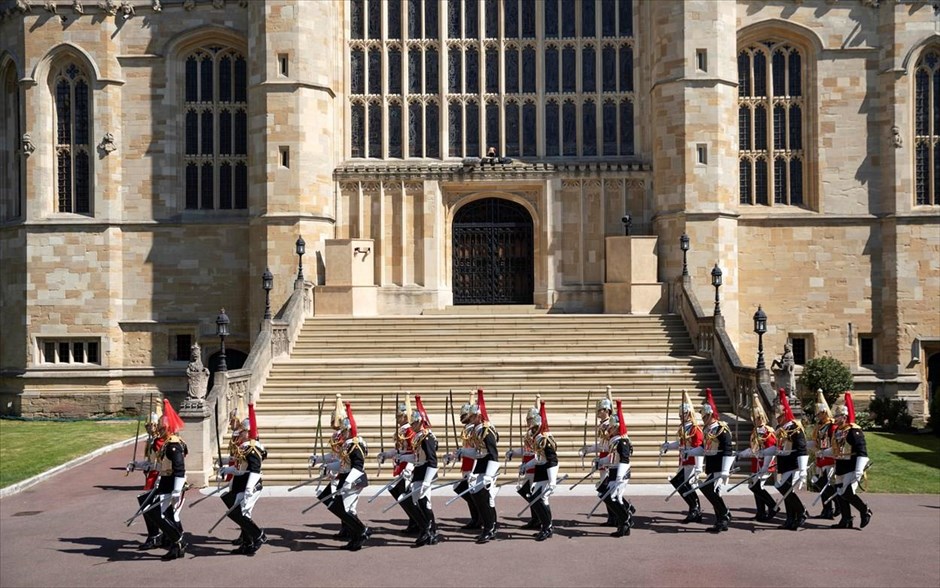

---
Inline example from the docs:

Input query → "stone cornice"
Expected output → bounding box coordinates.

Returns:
[333,159,650,182]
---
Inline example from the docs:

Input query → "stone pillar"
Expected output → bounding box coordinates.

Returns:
[603,236,665,314]
[178,399,212,488]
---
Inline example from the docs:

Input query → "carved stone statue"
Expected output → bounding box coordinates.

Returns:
[891,125,903,149]
[186,342,210,401]
[98,132,117,154]
[21,133,35,157]
[771,341,796,400]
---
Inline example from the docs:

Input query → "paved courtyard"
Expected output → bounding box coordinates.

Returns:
[1,444,938,588]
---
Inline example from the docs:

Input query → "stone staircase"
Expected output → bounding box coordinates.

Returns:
[254,313,749,485]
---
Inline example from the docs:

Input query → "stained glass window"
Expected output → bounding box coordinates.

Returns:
[546,100,559,156]
[425,49,439,94]
[486,48,499,94]
[583,99,597,156]
[914,47,939,205]
[427,101,440,157]
[506,100,520,156]
[545,46,559,93]
[583,45,596,92]
[389,102,403,157]
[562,45,576,92]
[449,100,464,157]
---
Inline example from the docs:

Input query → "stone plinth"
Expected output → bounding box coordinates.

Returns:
[604,236,664,314]
[178,398,211,487]
[315,239,377,316]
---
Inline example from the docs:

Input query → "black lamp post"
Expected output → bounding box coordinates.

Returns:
[621,214,632,236]
[679,233,690,277]
[262,267,273,320]
[215,308,230,372]
[295,236,306,282]
[711,263,723,316]
[753,305,767,370]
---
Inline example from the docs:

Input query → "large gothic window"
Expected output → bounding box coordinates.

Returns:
[915,46,940,206]
[738,41,805,207]
[183,46,248,210]
[348,0,635,159]
[53,62,91,215]
[1,62,21,221]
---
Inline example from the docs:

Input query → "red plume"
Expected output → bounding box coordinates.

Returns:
[538,400,549,434]
[345,402,358,437]
[415,395,430,427]
[162,399,184,434]
[248,403,258,440]
[844,392,855,423]
[616,399,627,437]
[477,388,489,422]
[778,388,795,422]
[705,388,719,419]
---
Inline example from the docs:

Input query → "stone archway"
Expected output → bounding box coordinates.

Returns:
[452,197,534,305]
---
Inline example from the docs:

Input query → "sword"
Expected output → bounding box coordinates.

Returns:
[288,471,328,493]
[811,479,832,506]
[377,393,385,478]
[208,497,244,534]
[504,393,515,469]
[587,482,618,518]
[728,471,763,493]
[681,468,739,498]
[568,465,599,490]
[664,469,692,502]
[429,479,460,492]
[516,474,568,517]
[368,472,405,504]
[382,476,438,513]
[445,478,486,506]
[302,486,355,514]
[127,396,144,476]
[581,390,592,470]
[824,461,874,503]
[659,388,671,468]
[188,482,230,508]
[124,485,160,526]
[313,399,325,493]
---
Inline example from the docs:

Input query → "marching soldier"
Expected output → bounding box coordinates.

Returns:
[456,389,500,544]
[660,390,705,524]
[310,395,372,551]
[153,399,189,561]
[764,389,809,530]
[827,392,873,529]
[684,389,734,533]
[598,400,634,537]
[522,400,559,541]
[807,390,839,519]
[735,393,778,522]
[505,395,541,530]
[218,403,268,555]
[578,387,618,526]
[126,405,166,550]
[376,393,420,534]
[447,393,482,530]
[398,395,441,547]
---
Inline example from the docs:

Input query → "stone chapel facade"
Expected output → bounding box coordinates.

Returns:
[0,0,938,417]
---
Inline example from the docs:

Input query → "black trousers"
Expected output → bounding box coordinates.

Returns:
[156,497,184,544]
[454,478,480,524]
[221,489,262,543]
[138,491,162,538]
[669,469,701,513]
[469,486,497,533]
[749,478,776,514]
[836,483,869,518]
[323,484,366,538]
[819,469,838,511]
[699,476,728,520]
[777,473,805,519]
[528,486,554,532]
[389,478,420,526]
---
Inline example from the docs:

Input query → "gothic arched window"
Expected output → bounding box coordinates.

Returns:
[54,61,91,214]
[583,99,597,156]
[1,62,21,221]
[915,46,940,206]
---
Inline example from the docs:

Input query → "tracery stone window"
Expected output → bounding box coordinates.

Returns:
[914,46,940,206]
[1,61,21,221]
[53,62,91,215]
[183,45,247,210]
[348,0,635,160]
[738,41,804,207]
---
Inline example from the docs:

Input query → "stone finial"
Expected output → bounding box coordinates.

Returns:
[98,0,118,16]
[891,125,902,149]
[98,132,117,154]
[21,133,35,157]
[185,342,210,402]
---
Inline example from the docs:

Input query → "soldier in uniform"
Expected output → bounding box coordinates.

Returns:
[578,387,618,526]
[826,392,873,529]
[448,393,482,530]
[808,390,839,519]
[310,395,371,551]
[521,400,559,541]
[153,399,189,561]
[376,392,420,534]
[398,395,441,547]
[735,393,778,522]
[660,390,705,524]
[764,389,809,530]
[218,403,268,555]
[598,400,634,537]
[126,405,166,550]
[685,389,734,533]
[505,395,541,530]
[456,389,500,544]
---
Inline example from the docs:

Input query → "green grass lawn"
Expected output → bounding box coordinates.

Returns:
[865,431,940,494]
[0,419,138,489]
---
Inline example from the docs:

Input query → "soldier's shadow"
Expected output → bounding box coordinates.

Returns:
[57,536,186,562]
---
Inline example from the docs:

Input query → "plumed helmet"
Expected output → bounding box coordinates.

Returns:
[596,385,613,411]
[537,400,550,434]
[774,388,795,422]
[833,392,855,422]
[248,403,258,440]
[615,399,627,437]
[750,393,768,425]
[527,395,541,425]
[332,394,348,429]
[160,398,184,435]
[397,392,413,418]
[475,388,489,421]
[700,388,719,419]
[413,395,430,427]
[815,389,831,417]
[679,389,694,416]
[149,398,163,424]
[345,402,358,437]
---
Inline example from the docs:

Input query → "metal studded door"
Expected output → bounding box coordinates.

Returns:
[452,198,533,305]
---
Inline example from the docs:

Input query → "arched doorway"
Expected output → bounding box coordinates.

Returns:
[452,198,534,305]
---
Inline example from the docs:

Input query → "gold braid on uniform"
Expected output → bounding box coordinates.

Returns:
[750,426,772,455]
[832,423,861,459]
[678,423,700,445]
[233,439,264,463]
[536,434,556,459]
[411,428,429,451]
[705,421,729,445]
